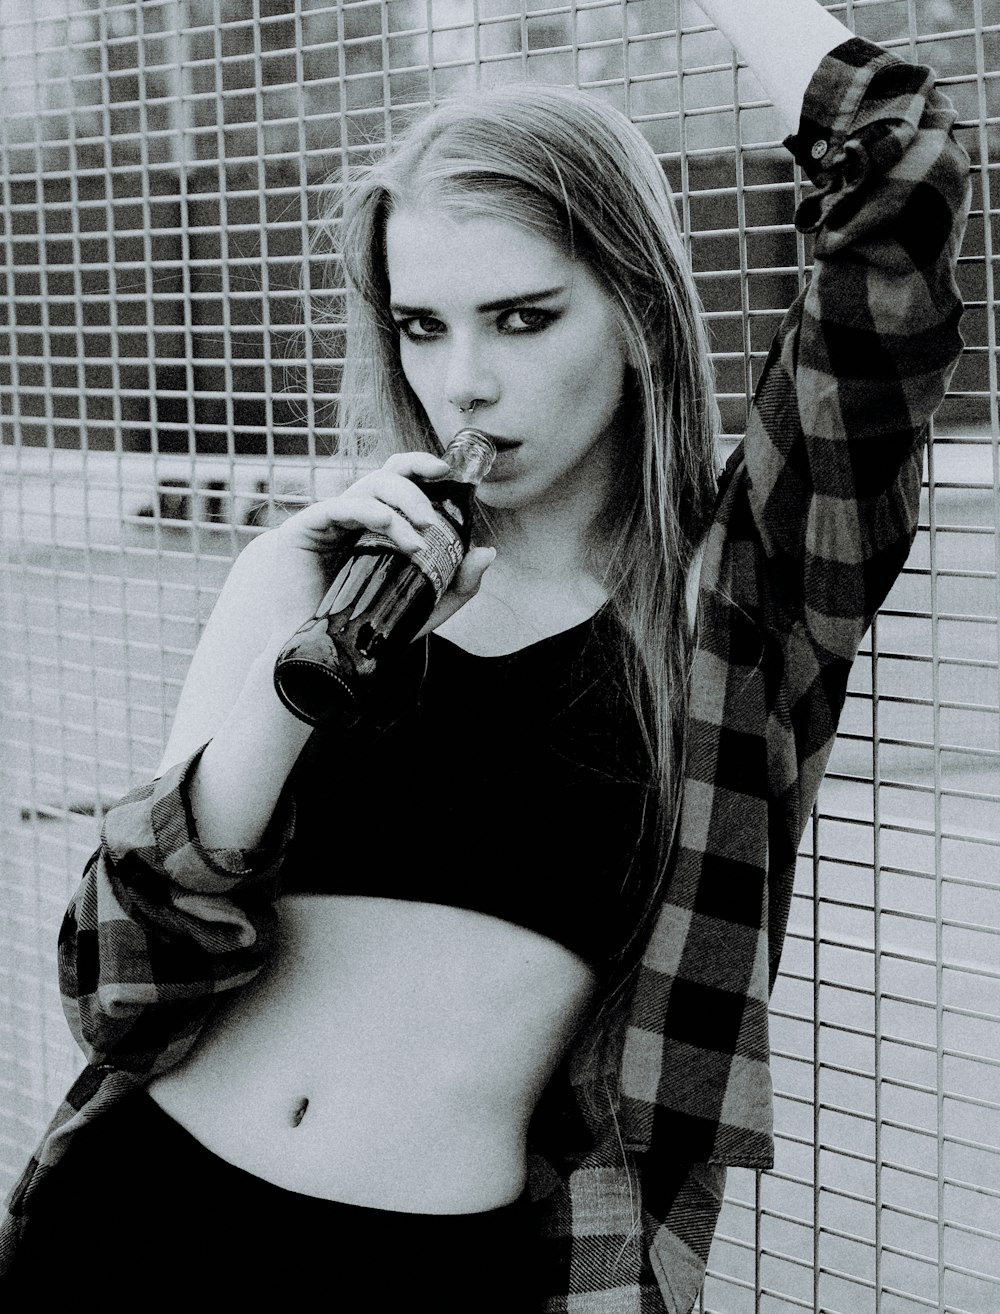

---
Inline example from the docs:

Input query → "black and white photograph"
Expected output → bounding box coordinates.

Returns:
[0,1,997,1309]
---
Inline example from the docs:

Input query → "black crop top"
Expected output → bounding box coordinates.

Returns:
[281,608,655,970]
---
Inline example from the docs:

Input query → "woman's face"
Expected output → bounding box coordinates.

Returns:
[384,205,628,515]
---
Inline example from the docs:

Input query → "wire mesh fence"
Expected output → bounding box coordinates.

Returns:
[0,1,997,1309]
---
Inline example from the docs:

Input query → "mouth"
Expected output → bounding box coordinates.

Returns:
[470,430,521,452]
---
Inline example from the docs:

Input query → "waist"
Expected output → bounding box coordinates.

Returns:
[70,1087,533,1229]
[16,1088,542,1310]
[148,1064,532,1211]
[147,893,597,1211]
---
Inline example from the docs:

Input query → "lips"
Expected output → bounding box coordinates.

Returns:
[476,431,521,451]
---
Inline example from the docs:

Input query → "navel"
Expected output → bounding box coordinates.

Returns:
[290,1096,309,1128]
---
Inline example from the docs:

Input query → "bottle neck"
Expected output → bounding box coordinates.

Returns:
[444,429,496,486]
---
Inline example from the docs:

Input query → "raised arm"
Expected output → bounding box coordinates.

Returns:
[708,26,971,658]
[695,0,850,135]
[624,28,971,1314]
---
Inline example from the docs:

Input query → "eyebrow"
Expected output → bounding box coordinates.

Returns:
[389,285,567,317]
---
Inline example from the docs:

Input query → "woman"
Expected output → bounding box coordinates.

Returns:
[1,0,970,1308]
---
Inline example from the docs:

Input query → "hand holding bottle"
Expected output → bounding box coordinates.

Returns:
[243,447,495,658]
[271,431,496,724]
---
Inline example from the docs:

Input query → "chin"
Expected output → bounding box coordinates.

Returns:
[476,473,519,502]
[475,481,534,513]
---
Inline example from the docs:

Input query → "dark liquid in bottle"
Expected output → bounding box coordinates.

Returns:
[321,546,437,668]
[272,470,483,725]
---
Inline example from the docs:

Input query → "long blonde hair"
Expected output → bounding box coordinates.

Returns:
[318,83,720,1098]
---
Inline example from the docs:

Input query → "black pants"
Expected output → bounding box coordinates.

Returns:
[6,1090,543,1309]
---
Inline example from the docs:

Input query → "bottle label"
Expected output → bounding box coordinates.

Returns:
[356,511,464,601]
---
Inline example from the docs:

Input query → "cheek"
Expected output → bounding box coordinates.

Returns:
[398,343,427,398]
[550,336,626,423]
[537,296,627,418]
[397,345,448,424]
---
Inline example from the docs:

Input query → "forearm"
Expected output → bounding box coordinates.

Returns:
[695,0,849,135]
[187,645,313,850]
[739,38,970,658]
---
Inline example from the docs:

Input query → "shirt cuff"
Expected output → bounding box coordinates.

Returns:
[783,36,934,186]
[148,745,296,892]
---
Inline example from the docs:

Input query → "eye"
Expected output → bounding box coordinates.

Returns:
[395,315,445,342]
[498,307,558,334]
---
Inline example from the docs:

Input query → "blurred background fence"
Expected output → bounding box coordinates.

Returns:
[1,1,997,1310]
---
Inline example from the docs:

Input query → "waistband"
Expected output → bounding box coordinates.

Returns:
[117,1089,531,1233]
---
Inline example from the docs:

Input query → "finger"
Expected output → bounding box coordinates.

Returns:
[357,472,443,529]
[298,454,448,535]
[349,501,427,553]
[279,494,426,553]
[381,451,451,479]
[414,547,496,639]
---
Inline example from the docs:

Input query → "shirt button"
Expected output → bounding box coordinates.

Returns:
[811,138,829,160]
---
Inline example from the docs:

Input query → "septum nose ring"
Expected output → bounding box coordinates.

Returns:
[457,400,478,415]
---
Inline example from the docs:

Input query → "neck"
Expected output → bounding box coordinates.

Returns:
[479,428,620,586]
[483,496,605,586]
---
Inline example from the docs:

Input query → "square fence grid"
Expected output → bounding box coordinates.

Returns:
[1,2,998,1310]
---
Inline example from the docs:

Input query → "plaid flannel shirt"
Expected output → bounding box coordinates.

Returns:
[1,38,970,1314]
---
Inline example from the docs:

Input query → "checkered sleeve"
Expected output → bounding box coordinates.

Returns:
[58,745,295,1076]
[608,40,972,1314]
[744,37,971,659]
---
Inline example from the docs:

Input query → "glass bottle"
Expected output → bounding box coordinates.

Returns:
[272,428,496,725]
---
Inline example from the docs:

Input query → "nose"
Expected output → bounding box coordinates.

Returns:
[445,332,500,414]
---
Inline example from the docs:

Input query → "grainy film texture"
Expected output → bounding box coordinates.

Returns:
[0,2,997,1310]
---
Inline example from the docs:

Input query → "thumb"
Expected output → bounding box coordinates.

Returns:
[452,546,497,598]
[413,546,496,640]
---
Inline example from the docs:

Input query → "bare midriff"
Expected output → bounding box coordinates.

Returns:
[147,894,597,1214]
